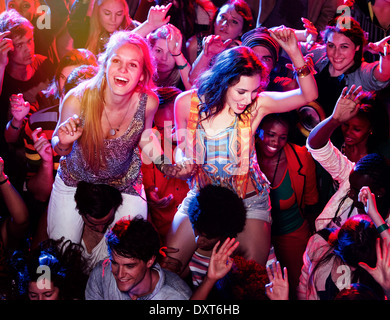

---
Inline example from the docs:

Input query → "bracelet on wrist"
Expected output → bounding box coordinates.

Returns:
[0,175,9,185]
[177,62,188,70]
[154,155,175,176]
[293,64,311,78]
[377,223,389,234]
[9,120,20,130]
[171,52,182,57]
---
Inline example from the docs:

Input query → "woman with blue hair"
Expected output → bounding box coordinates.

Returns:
[163,25,318,275]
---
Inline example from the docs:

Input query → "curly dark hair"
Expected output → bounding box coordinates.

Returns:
[188,185,246,239]
[75,181,123,219]
[106,216,161,263]
[212,255,269,300]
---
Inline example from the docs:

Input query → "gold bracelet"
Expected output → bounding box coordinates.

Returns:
[293,64,311,78]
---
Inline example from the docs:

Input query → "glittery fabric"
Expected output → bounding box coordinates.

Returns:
[58,93,147,196]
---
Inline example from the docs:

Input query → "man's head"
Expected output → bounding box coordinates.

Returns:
[188,185,246,251]
[105,216,161,293]
[241,27,280,74]
[75,181,123,234]
[0,9,34,66]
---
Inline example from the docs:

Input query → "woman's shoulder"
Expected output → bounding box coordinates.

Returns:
[176,89,197,104]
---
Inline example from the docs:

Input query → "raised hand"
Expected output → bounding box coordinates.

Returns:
[146,3,172,31]
[367,35,390,56]
[301,17,318,49]
[265,261,289,300]
[32,128,53,163]
[166,24,183,56]
[359,237,390,298]
[0,31,13,68]
[202,34,232,58]
[207,238,239,282]
[57,114,83,147]
[269,26,299,55]
[331,85,363,123]
[10,93,30,123]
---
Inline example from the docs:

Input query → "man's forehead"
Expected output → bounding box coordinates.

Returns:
[11,28,33,42]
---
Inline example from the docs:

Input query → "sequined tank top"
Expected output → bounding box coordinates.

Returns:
[187,91,270,198]
[58,93,147,196]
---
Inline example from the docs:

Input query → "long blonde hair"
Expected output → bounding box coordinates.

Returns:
[77,31,156,171]
[86,0,133,55]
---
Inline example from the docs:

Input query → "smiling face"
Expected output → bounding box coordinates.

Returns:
[225,74,261,114]
[341,115,371,147]
[326,32,359,76]
[110,251,155,294]
[258,119,289,158]
[98,0,126,34]
[214,4,244,41]
[105,43,144,97]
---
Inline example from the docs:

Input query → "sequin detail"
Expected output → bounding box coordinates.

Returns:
[58,93,147,196]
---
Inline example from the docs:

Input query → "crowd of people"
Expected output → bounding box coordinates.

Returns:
[0,0,389,301]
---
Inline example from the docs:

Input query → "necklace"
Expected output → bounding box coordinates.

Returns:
[104,104,130,136]
[270,150,282,188]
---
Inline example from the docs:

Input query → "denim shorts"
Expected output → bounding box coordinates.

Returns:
[243,190,272,223]
[177,188,272,223]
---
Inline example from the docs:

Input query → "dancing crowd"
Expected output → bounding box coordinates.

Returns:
[0,0,390,301]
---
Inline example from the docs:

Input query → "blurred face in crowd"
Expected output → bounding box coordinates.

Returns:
[28,279,60,300]
[151,38,176,74]
[9,27,35,66]
[98,0,126,34]
[6,0,36,21]
[82,208,116,234]
[251,45,274,75]
[214,4,244,42]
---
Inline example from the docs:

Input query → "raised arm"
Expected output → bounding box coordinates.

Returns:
[0,157,29,251]
[190,238,239,300]
[0,31,13,96]
[369,36,390,82]
[4,93,30,143]
[139,90,194,179]
[51,91,83,156]
[132,3,172,37]
[165,24,192,90]
[307,85,362,149]
[252,26,318,130]
[26,128,54,202]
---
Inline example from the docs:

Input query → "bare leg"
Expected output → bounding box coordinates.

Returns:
[236,218,271,266]
[163,211,197,276]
